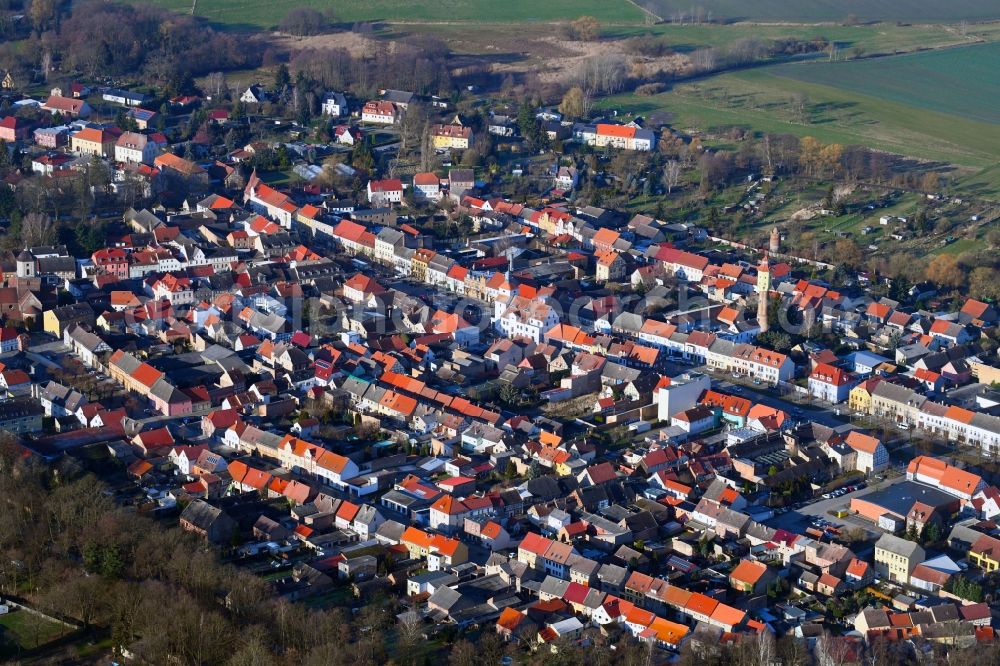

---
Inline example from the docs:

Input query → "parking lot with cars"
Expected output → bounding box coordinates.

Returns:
[764,474,905,540]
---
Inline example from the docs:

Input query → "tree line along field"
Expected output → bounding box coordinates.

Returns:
[136,0,647,29]
[768,41,1000,125]
[646,0,1000,22]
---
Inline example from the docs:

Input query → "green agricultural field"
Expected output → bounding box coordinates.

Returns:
[769,42,1000,124]
[604,21,999,56]
[598,54,1000,173]
[645,0,1000,23]
[138,0,646,29]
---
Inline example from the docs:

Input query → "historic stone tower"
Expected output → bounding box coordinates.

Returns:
[757,252,771,333]
[769,226,780,255]
[16,249,35,279]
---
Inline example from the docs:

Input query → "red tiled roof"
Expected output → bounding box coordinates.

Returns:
[596,123,636,139]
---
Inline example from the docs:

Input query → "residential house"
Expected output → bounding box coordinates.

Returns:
[321,92,348,117]
[874,533,924,584]
[412,172,441,201]
[968,533,1000,573]
[115,132,158,164]
[729,559,775,594]
[431,123,472,150]
[368,178,404,206]
[180,500,238,543]
[0,116,30,142]
[361,101,398,124]
[42,95,91,117]
[71,128,116,157]
[808,363,856,404]
[155,152,209,189]
[574,123,655,151]
[844,431,889,475]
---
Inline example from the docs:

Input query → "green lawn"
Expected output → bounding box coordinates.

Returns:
[933,236,979,255]
[643,0,1000,22]
[137,0,646,29]
[0,610,69,651]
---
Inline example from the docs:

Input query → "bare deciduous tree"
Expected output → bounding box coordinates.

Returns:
[814,632,851,666]
[662,159,682,195]
[396,609,423,662]
[574,55,627,96]
[206,71,226,98]
[754,629,776,666]
[21,212,56,247]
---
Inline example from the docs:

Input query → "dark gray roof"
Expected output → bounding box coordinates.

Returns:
[180,499,230,532]
[860,480,956,519]
[875,533,925,559]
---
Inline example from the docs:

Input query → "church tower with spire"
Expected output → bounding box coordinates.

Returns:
[757,252,771,333]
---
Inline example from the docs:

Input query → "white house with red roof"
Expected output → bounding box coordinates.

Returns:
[671,405,717,435]
[428,495,474,533]
[333,125,360,145]
[844,430,889,474]
[331,219,377,257]
[367,178,403,205]
[907,456,985,501]
[709,342,794,384]
[649,472,692,500]
[244,172,297,228]
[808,362,857,404]
[115,131,158,165]
[929,318,972,346]
[412,172,441,201]
[573,122,654,151]
[913,367,945,392]
[0,327,21,354]
[654,246,710,282]
[361,100,398,124]
[342,273,386,304]
[494,295,560,342]
[150,274,194,306]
